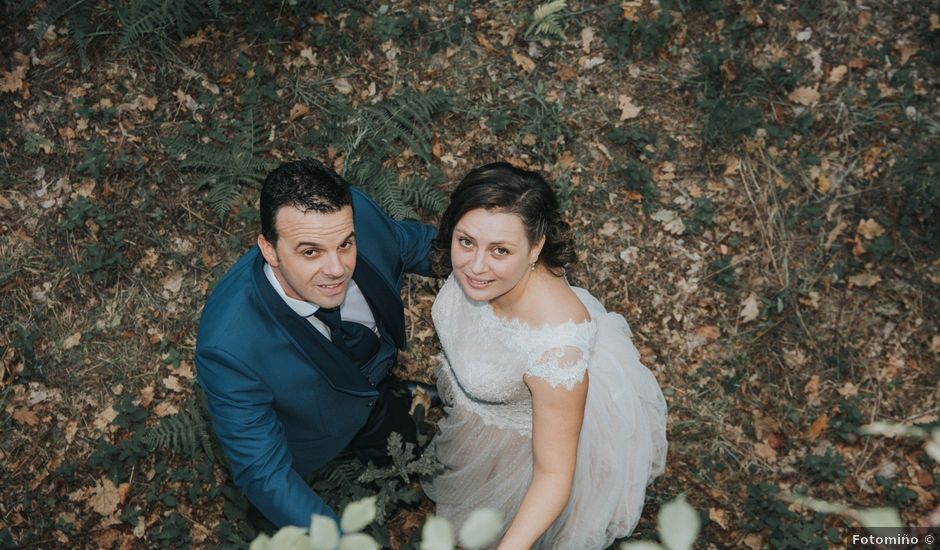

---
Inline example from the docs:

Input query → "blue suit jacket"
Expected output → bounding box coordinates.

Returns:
[195,189,435,527]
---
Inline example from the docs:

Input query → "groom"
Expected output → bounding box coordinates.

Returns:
[195,159,436,527]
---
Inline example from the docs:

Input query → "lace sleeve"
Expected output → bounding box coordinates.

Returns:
[525,345,589,390]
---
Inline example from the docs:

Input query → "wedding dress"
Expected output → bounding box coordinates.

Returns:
[423,275,668,549]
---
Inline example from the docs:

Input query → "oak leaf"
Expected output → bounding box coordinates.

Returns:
[333,78,353,95]
[63,331,82,350]
[288,103,309,122]
[857,218,885,239]
[87,478,127,516]
[788,86,820,106]
[709,508,729,529]
[805,414,829,440]
[754,441,777,461]
[828,65,848,84]
[12,407,40,426]
[930,335,940,354]
[511,50,536,73]
[804,374,820,401]
[93,405,118,430]
[617,95,643,120]
[847,273,881,288]
[161,272,183,293]
[739,293,760,323]
[1,66,27,94]
[162,375,184,393]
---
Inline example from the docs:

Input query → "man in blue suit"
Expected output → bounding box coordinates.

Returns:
[195,159,436,528]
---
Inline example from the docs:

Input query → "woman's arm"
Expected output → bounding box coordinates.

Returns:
[498,352,588,549]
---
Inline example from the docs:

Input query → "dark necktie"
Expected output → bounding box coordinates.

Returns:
[312,307,380,367]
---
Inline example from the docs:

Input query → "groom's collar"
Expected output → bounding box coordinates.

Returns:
[262,262,320,318]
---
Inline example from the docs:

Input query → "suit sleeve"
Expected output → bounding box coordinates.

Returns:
[196,346,339,527]
[392,219,436,277]
[351,188,437,277]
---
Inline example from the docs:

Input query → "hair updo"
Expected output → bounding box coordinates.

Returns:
[433,162,576,276]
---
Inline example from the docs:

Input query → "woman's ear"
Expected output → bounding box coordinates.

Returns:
[529,235,546,264]
[258,234,279,267]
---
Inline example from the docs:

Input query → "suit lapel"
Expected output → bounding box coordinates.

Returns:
[251,250,376,396]
[353,256,406,349]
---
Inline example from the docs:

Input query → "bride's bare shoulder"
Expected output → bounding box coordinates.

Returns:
[525,274,590,327]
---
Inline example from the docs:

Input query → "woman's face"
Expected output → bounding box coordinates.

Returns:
[450,208,543,303]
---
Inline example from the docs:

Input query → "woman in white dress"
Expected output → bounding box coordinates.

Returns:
[423,163,668,549]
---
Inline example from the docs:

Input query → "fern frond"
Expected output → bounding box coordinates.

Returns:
[402,171,447,215]
[119,0,211,49]
[360,88,452,162]
[142,403,213,460]
[526,0,567,39]
[31,0,97,67]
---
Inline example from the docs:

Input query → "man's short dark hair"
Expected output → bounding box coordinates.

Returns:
[260,159,353,245]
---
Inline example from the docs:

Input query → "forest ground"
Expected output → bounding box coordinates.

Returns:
[1,0,938,548]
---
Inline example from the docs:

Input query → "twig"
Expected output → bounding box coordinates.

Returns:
[179,203,233,237]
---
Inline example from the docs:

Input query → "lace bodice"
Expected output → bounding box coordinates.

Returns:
[431,275,597,436]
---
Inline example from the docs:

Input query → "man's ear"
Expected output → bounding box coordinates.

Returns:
[258,234,279,267]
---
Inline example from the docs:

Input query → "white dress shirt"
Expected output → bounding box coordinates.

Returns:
[263,262,379,340]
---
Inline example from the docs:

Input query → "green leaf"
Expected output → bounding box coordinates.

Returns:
[420,515,455,550]
[855,507,903,529]
[310,514,340,550]
[268,526,311,550]
[658,494,700,550]
[338,533,380,550]
[340,496,377,533]
[457,508,503,549]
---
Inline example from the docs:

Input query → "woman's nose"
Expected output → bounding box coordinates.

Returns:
[469,250,487,274]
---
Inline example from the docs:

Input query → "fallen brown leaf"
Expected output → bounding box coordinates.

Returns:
[847,273,882,288]
[617,95,643,120]
[805,414,829,440]
[788,86,821,106]
[511,50,536,73]
[63,332,82,350]
[739,293,760,323]
[709,508,729,529]
[694,325,721,340]
[475,33,496,52]
[87,478,127,516]
[857,218,885,239]
[163,375,184,392]
[12,407,40,426]
[828,65,848,84]
[754,441,777,461]
[804,375,820,401]
[288,103,309,122]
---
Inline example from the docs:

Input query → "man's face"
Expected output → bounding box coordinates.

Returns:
[258,205,356,309]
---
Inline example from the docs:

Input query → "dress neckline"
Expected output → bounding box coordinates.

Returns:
[479,291,596,333]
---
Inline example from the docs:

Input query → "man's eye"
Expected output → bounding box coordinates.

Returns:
[339,240,354,250]
[303,249,318,257]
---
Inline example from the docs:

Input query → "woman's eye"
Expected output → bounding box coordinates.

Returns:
[493,247,508,256]
[458,238,473,248]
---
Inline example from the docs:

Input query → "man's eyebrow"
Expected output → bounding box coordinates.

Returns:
[293,231,356,250]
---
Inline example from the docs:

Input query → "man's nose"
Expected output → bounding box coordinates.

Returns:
[324,252,345,277]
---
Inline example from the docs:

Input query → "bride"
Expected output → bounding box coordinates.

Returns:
[422,162,668,549]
